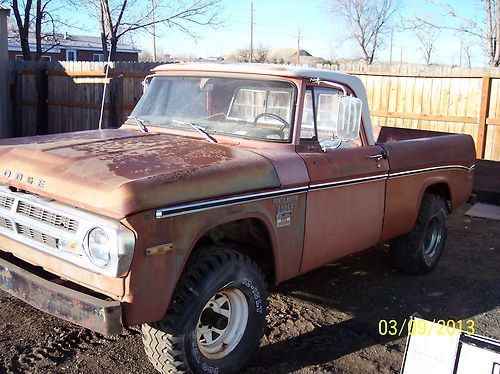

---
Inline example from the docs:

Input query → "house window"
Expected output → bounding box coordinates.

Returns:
[15,54,51,61]
[93,53,104,62]
[66,49,77,61]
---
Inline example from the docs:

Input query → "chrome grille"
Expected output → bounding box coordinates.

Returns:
[17,201,79,233]
[0,216,13,230]
[0,195,14,210]
[16,223,58,249]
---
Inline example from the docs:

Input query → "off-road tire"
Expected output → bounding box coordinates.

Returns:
[390,193,448,274]
[141,246,267,374]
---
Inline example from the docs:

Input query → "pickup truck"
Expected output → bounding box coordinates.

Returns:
[0,63,475,373]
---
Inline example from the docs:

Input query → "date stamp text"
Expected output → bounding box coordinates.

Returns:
[378,319,475,337]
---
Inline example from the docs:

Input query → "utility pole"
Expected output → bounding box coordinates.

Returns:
[459,39,463,67]
[389,29,393,66]
[297,28,301,64]
[152,0,157,61]
[250,2,254,63]
[399,46,403,72]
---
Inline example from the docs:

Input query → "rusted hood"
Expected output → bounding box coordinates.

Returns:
[0,130,280,219]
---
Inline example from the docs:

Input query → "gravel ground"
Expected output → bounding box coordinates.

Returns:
[0,205,499,373]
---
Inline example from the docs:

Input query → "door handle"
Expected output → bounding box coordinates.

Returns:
[366,149,388,162]
[366,154,385,161]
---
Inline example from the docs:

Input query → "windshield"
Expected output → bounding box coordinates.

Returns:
[129,76,296,142]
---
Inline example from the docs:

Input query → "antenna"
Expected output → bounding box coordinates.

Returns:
[297,28,301,64]
[152,0,157,62]
[98,45,112,130]
[250,2,253,63]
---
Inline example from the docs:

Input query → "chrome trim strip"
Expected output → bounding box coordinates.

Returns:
[389,164,475,178]
[156,174,388,218]
[155,186,309,218]
[156,164,474,219]
[309,173,388,190]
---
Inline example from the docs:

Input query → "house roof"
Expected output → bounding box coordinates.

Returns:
[8,32,141,53]
[0,4,10,13]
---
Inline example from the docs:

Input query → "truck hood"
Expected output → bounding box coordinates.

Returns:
[0,130,280,219]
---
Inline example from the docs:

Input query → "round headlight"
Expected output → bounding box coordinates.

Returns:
[86,228,110,267]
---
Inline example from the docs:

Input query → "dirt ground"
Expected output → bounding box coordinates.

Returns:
[0,204,499,373]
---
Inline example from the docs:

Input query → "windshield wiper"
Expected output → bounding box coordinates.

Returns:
[128,115,148,133]
[171,119,217,143]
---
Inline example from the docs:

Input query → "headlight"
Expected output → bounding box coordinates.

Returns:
[86,227,111,267]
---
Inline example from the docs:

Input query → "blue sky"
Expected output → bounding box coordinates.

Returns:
[58,0,487,66]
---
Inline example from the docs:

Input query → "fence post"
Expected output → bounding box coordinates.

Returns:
[109,73,124,127]
[11,69,23,137]
[35,65,49,135]
[476,75,491,159]
[0,5,10,138]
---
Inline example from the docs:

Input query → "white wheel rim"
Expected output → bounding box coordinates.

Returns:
[196,288,249,360]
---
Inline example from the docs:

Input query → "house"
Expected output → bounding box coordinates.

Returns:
[8,32,140,61]
[266,48,325,65]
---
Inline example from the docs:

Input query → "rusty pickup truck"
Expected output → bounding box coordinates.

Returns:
[0,64,475,373]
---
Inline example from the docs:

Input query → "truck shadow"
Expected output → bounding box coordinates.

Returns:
[246,208,500,373]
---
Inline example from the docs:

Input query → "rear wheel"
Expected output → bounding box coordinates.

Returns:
[390,193,448,274]
[142,246,267,373]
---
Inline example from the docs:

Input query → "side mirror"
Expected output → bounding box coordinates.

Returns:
[141,75,154,94]
[335,96,362,140]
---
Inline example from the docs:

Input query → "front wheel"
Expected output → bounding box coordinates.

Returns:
[390,193,448,274]
[142,246,267,373]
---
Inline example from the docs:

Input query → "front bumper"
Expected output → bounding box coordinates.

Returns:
[0,256,123,335]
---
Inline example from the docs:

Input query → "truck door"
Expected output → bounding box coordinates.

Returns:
[297,85,389,273]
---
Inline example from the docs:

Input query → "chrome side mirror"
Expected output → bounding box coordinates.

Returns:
[141,74,154,94]
[336,96,362,140]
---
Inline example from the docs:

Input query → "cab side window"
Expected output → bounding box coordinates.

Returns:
[300,89,316,139]
[300,86,362,147]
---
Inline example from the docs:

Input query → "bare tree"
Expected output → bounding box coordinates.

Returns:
[329,0,400,64]
[416,1,500,67]
[253,45,269,63]
[461,38,473,68]
[228,45,269,63]
[139,46,168,61]
[78,0,223,61]
[139,48,154,61]
[230,48,251,63]
[404,19,440,65]
[10,0,33,59]
[8,0,65,60]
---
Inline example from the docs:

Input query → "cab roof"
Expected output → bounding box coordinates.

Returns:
[152,62,359,86]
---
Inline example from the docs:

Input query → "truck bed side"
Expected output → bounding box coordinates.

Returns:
[377,127,475,241]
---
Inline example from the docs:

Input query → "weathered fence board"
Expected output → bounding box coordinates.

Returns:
[6,60,500,161]
[350,71,497,160]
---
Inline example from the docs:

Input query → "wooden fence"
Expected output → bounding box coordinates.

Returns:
[8,61,161,137]
[352,72,499,161]
[6,61,500,161]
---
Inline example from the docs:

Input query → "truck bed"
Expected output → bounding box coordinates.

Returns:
[373,126,476,242]
[374,125,451,143]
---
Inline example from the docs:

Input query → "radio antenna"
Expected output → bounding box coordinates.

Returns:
[98,45,112,130]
